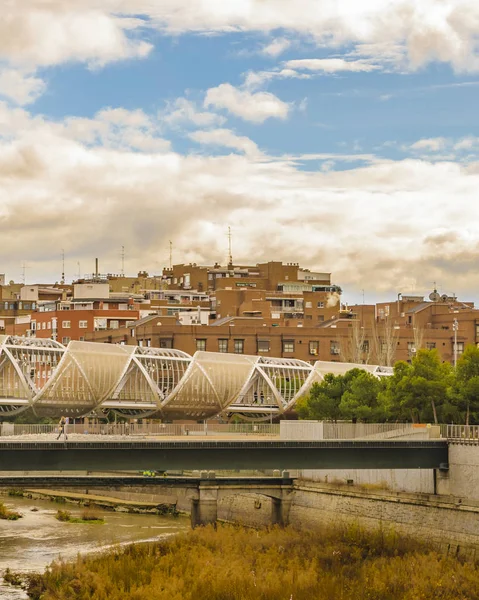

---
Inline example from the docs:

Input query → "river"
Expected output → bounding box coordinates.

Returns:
[0,494,189,599]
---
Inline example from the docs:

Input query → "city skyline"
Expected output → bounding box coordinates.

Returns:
[1,2,478,305]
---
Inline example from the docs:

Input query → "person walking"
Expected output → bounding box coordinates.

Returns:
[56,416,68,441]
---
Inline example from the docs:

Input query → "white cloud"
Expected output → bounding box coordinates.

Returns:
[285,58,380,73]
[243,68,310,89]
[189,128,261,157]
[204,83,289,123]
[454,137,479,151]
[410,138,447,152]
[0,68,46,105]
[2,102,479,300]
[162,98,226,128]
[261,37,291,57]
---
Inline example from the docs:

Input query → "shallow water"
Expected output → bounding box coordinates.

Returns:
[0,494,189,599]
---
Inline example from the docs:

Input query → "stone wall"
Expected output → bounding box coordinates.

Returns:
[290,480,479,558]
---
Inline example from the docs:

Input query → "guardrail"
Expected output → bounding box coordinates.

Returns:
[447,424,479,444]
[0,422,280,438]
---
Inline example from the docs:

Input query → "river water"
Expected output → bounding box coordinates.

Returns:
[0,495,189,599]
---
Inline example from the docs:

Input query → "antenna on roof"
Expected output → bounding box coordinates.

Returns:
[169,241,173,269]
[61,249,65,285]
[121,246,125,277]
[227,226,233,269]
[77,262,81,281]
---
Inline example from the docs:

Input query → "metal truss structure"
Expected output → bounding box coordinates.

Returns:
[0,336,393,420]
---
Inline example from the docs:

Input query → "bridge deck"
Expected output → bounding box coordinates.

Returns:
[0,440,448,471]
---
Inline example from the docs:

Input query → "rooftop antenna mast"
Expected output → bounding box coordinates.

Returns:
[21,262,29,285]
[61,249,65,284]
[77,262,81,281]
[121,245,125,277]
[169,240,173,270]
[227,226,233,269]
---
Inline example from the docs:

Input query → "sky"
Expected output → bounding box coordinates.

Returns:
[0,1,478,305]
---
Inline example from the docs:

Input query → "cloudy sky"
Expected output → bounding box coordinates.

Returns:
[1,1,478,303]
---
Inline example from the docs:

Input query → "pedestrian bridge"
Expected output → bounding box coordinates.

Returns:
[0,336,392,420]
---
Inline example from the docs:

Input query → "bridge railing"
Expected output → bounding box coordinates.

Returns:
[447,424,479,444]
[0,421,280,438]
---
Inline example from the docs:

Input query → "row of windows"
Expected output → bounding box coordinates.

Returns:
[195,339,322,355]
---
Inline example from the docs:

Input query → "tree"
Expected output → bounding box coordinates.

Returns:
[454,345,479,425]
[391,349,452,423]
[296,373,346,421]
[339,371,386,422]
[371,317,398,366]
[340,321,370,364]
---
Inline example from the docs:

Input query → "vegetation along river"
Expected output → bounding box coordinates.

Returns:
[0,494,189,599]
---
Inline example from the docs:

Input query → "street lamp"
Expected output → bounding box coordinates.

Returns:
[453,318,459,368]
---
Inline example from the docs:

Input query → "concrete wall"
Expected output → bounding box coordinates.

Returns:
[437,443,479,501]
[299,468,435,494]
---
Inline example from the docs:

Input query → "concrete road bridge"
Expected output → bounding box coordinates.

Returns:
[0,439,448,472]
[0,335,392,421]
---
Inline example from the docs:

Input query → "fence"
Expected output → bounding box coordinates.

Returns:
[447,424,479,444]
[0,421,280,438]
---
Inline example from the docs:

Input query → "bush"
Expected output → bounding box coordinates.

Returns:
[0,502,22,520]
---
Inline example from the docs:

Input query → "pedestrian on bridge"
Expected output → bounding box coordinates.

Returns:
[56,416,68,441]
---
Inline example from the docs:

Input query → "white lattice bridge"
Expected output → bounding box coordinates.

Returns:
[0,336,392,420]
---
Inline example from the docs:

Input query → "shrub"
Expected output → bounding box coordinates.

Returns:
[0,502,22,520]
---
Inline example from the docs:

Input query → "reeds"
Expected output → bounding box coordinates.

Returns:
[55,509,104,524]
[22,523,479,600]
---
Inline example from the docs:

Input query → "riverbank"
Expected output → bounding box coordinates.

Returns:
[0,488,179,516]
[0,495,189,600]
[10,523,479,600]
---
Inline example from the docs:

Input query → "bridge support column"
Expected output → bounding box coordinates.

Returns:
[191,485,218,528]
[271,492,293,527]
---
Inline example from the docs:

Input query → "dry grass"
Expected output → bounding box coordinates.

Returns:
[55,509,104,524]
[20,523,479,600]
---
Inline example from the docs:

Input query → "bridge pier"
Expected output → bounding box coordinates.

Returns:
[191,484,219,528]
[271,493,293,526]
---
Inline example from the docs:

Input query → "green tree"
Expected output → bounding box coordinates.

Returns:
[296,373,346,421]
[387,350,452,423]
[454,345,479,424]
[339,371,386,422]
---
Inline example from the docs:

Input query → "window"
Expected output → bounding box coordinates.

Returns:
[79,320,88,329]
[455,342,465,355]
[196,339,206,351]
[234,339,244,354]
[110,320,119,329]
[407,341,416,354]
[47,322,51,329]
[257,340,270,353]
[146,339,151,347]
[218,339,228,353]
[31,321,36,331]
[426,342,436,349]
[282,340,294,353]
[62,336,71,344]
[79,336,85,342]
[330,341,340,355]
[318,315,325,322]
[159,338,173,349]
[362,340,370,353]
[305,301,312,309]
[42,322,46,330]
[62,320,71,329]
[305,314,312,320]
[309,341,319,356]
[317,301,324,308]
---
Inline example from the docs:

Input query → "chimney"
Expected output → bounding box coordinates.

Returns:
[95,258,99,278]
